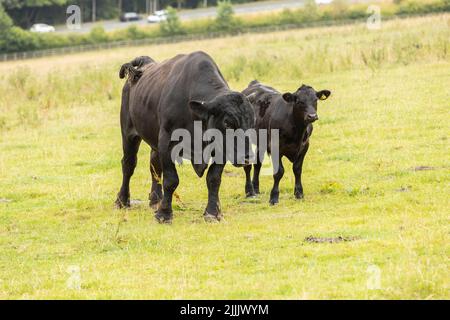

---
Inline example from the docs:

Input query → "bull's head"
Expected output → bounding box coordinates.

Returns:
[189,92,255,167]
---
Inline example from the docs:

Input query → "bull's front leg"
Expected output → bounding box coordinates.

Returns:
[204,163,225,222]
[149,149,163,209]
[155,142,179,224]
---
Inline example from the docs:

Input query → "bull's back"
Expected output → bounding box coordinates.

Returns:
[127,58,178,148]
[127,52,228,148]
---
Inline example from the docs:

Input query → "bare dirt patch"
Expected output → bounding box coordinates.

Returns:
[412,166,435,171]
[224,170,240,177]
[396,185,412,192]
[304,236,359,244]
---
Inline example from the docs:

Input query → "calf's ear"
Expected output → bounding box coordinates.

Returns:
[282,93,295,103]
[189,100,209,120]
[316,90,331,101]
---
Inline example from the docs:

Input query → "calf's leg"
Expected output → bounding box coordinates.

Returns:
[204,163,225,222]
[115,135,142,208]
[149,149,163,209]
[252,147,264,194]
[244,165,256,197]
[293,142,309,199]
[269,156,284,205]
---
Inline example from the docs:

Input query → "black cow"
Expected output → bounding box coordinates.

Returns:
[242,80,331,204]
[116,52,254,223]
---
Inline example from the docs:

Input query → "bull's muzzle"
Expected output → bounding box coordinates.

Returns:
[305,113,319,123]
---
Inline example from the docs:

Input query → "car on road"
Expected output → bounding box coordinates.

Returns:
[120,12,141,22]
[30,23,55,33]
[147,10,167,23]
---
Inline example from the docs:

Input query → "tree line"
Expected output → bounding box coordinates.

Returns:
[1,0,449,54]
[0,0,260,28]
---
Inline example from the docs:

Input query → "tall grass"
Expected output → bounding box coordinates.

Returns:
[0,15,448,131]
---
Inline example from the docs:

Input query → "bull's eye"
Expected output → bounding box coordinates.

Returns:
[224,120,233,129]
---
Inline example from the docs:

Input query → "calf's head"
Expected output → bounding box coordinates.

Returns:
[282,85,331,124]
[189,92,255,166]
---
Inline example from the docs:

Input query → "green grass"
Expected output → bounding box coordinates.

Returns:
[0,15,449,299]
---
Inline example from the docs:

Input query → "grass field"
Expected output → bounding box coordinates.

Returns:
[0,14,449,299]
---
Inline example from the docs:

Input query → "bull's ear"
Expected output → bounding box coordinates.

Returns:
[189,100,209,119]
[246,92,257,100]
[316,90,331,101]
[282,93,295,103]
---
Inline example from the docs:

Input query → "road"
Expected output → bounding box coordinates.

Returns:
[56,0,307,33]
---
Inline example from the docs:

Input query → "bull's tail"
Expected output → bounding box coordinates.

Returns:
[119,55,155,83]
[119,63,143,82]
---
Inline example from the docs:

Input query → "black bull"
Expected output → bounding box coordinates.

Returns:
[115,52,255,223]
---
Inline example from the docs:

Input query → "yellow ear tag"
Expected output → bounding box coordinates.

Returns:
[320,94,327,100]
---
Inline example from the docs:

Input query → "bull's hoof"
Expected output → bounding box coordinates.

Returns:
[203,212,222,223]
[269,198,279,206]
[295,192,304,200]
[155,208,173,224]
[245,184,256,198]
[155,213,172,224]
[246,192,257,198]
[115,196,130,209]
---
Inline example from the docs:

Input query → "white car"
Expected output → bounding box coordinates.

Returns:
[147,10,167,23]
[30,23,55,33]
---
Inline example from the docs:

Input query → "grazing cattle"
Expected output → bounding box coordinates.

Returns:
[242,80,331,204]
[116,51,254,223]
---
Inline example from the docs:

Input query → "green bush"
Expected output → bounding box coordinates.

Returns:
[0,4,13,30]
[160,7,185,36]
[2,27,39,52]
[278,9,296,25]
[300,0,320,22]
[398,0,450,14]
[0,4,12,49]
[213,0,241,32]
[330,0,350,17]
[89,26,109,43]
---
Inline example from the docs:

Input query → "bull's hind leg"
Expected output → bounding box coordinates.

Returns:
[149,149,162,209]
[293,142,309,199]
[269,156,284,205]
[155,137,179,224]
[115,135,142,208]
[204,163,225,222]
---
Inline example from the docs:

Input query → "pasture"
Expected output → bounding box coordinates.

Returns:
[0,14,449,299]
